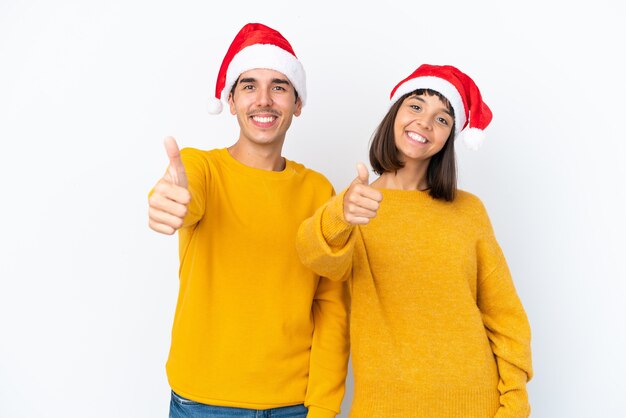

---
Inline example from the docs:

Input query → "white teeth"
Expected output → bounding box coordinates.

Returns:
[252,116,275,123]
[407,132,427,143]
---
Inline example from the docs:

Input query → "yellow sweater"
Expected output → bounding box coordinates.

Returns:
[297,188,532,418]
[167,148,350,418]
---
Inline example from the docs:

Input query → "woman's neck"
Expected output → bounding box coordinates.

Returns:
[373,162,430,190]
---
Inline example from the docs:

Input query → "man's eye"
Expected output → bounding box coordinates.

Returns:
[274,86,286,91]
[242,85,254,90]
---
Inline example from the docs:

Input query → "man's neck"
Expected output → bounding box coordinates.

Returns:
[227,140,286,171]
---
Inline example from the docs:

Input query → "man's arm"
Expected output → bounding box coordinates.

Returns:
[305,276,350,418]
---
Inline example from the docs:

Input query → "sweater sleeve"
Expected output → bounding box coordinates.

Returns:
[296,190,356,282]
[179,148,208,228]
[304,276,351,418]
[477,233,533,418]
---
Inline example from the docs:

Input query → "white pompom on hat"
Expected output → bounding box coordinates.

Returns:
[207,23,306,115]
[389,64,492,149]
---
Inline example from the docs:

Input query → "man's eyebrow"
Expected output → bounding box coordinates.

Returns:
[272,78,291,85]
[238,78,291,86]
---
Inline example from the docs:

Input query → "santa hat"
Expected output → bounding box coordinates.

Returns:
[389,64,492,150]
[207,23,306,115]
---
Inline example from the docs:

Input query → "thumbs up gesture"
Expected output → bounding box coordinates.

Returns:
[343,163,383,225]
[148,137,191,235]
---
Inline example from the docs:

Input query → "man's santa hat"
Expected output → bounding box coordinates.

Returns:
[207,23,306,115]
[389,64,492,150]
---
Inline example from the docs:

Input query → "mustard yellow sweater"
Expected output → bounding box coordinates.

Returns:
[166,148,350,418]
[297,188,533,418]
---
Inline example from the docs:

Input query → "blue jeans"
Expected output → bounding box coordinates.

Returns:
[169,391,308,418]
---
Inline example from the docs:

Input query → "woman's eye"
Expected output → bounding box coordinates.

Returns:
[437,117,449,125]
[410,105,422,111]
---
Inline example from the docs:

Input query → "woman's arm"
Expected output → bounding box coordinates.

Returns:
[296,190,356,282]
[477,236,533,418]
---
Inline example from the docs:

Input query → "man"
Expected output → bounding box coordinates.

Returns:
[148,23,350,418]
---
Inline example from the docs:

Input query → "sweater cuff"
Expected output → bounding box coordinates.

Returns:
[306,405,337,418]
[321,191,354,249]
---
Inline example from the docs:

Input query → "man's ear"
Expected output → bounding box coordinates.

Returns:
[228,92,236,115]
[293,96,302,117]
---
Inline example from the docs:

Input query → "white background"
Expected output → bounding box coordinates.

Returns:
[1,1,625,417]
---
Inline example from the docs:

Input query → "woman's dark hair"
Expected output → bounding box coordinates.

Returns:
[369,89,457,201]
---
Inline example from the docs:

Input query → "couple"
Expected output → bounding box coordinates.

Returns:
[148,23,533,418]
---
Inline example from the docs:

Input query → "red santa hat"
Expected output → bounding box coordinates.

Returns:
[389,64,492,150]
[207,23,306,115]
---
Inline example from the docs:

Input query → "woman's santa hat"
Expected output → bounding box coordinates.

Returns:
[207,23,306,115]
[389,64,492,150]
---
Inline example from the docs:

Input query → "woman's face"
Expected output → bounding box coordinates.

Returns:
[393,93,454,164]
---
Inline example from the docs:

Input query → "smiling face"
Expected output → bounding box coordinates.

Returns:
[393,93,454,166]
[228,68,302,149]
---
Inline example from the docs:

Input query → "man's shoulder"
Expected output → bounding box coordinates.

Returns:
[179,147,225,170]
[288,159,333,190]
[180,147,221,160]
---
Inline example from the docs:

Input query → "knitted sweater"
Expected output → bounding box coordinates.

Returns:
[297,188,532,418]
[166,148,350,418]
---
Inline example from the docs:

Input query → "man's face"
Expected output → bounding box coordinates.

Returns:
[228,68,302,148]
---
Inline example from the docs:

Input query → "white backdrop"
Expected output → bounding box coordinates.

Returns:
[1,1,625,417]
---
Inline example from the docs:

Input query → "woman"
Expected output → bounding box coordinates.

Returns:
[297,64,532,417]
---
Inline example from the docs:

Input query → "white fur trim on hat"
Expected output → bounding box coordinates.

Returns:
[220,43,306,106]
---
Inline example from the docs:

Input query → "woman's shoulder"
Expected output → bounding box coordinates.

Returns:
[455,189,485,207]
[452,189,491,220]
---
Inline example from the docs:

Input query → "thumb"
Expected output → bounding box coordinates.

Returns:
[355,162,369,185]
[164,136,188,188]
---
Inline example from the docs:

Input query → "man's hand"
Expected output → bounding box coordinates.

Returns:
[343,163,382,225]
[148,136,191,235]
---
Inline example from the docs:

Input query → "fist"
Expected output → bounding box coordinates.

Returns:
[343,163,383,225]
[148,136,191,235]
